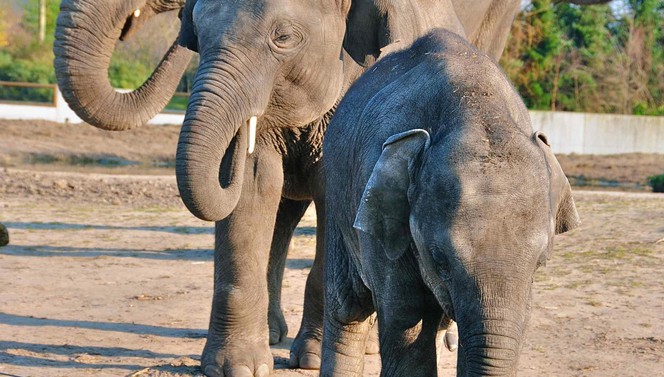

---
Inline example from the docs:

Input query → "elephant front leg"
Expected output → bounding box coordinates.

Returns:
[375,287,442,377]
[267,198,311,344]
[289,196,326,369]
[202,150,284,377]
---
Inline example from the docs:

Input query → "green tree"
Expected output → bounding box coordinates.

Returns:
[501,0,663,115]
[21,0,61,45]
[625,0,664,114]
[501,0,564,110]
[554,2,617,112]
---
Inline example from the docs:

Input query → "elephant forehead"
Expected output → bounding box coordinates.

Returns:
[415,146,553,260]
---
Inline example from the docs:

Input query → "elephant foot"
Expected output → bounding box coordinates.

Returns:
[202,339,273,377]
[268,307,288,345]
[289,326,376,369]
[289,328,322,369]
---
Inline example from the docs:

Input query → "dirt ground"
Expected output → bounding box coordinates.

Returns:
[0,120,663,377]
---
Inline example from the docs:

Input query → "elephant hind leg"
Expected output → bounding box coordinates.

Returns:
[268,198,311,345]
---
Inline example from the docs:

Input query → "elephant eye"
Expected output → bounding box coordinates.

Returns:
[270,22,303,50]
[431,246,452,280]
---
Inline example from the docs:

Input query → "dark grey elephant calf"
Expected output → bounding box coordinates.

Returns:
[321,29,579,376]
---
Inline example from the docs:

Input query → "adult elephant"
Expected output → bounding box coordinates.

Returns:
[53,0,609,376]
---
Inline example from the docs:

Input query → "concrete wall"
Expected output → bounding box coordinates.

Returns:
[1,90,663,155]
[530,110,664,154]
[0,87,185,126]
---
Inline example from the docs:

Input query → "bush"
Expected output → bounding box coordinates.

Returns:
[648,174,664,193]
[0,50,56,103]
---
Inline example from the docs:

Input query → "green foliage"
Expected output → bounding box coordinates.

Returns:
[108,59,153,90]
[501,0,664,115]
[648,174,664,193]
[165,95,189,111]
[1,0,58,101]
[1,0,662,114]
[21,0,61,45]
[0,48,55,102]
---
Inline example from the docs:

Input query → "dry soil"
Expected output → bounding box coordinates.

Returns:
[0,120,663,377]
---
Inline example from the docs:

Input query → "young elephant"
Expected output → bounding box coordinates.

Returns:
[321,29,579,376]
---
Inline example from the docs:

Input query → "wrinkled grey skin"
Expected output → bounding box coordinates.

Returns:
[174,1,522,375]
[52,1,607,376]
[321,29,580,376]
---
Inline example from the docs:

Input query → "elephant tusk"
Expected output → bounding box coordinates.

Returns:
[248,116,257,154]
[134,9,141,17]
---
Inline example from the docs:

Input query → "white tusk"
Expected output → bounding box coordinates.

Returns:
[134,9,141,17]
[248,116,257,154]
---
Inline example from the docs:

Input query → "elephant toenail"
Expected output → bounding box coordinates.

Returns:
[256,364,270,377]
[230,366,253,377]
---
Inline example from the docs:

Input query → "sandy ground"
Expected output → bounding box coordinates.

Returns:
[0,120,663,376]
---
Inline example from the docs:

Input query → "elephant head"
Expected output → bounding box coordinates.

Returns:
[175,0,350,221]
[53,0,193,130]
[355,128,579,376]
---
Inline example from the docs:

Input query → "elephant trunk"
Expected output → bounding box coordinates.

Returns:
[175,58,261,221]
[54,0,192,131]
[459,331,521,376]
[455,290,529,376]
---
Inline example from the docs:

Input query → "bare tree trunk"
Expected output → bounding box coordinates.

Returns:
[551,55,561,111]
[39,0,46,43]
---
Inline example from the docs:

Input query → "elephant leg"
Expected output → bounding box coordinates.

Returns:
[202,148,283,377]
[371,259,443,376]
[377,298,442,376]
[289,196,326,369]
[320,220,375,377]
[267,198,311,345]
[320,313,375,377]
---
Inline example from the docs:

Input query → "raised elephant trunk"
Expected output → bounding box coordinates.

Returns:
[54,0,192,131]
[175,59,263,221]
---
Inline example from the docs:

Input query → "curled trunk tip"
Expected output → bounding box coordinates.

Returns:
[54,0,192,131]
[176,119,249,222]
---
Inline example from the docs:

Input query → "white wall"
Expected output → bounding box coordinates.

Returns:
[530,111,664,154]
[0,87,185,125]
[1,90,663,155]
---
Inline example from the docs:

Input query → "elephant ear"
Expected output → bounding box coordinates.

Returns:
[354,129,430,260]
[534,132,580,234]
[178,0,198,52]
